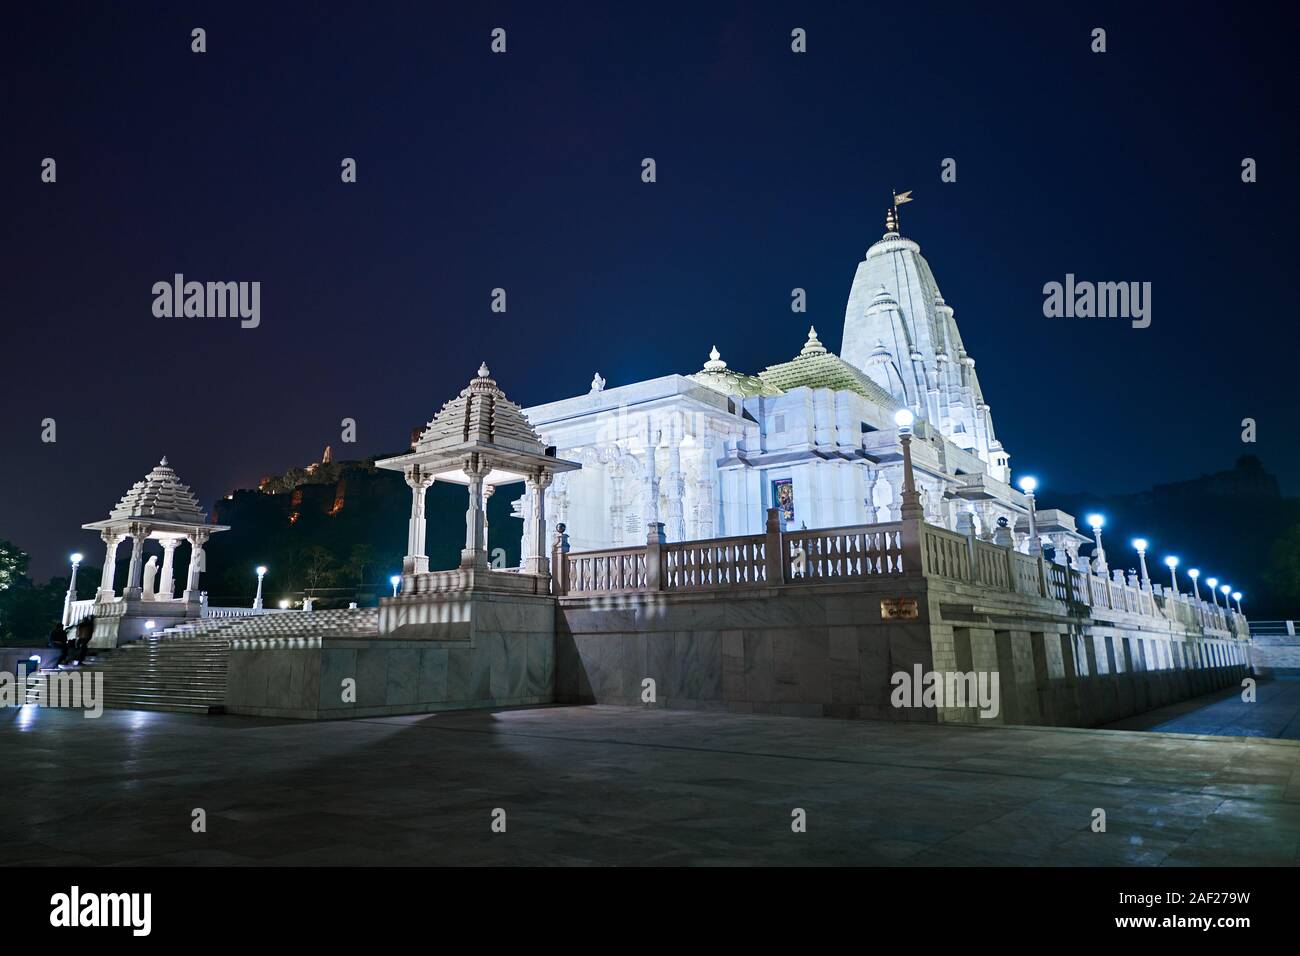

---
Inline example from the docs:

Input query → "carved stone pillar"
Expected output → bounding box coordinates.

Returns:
[403,464,436,574]
[158,538,181,600]
[123,526,149,600]
[664,435,685,542]
[461,457,492,568]
[523,472,553,575]
[98,530,123,601]
[182,530,209,603]
[974,500,998,541]
[483,484,496,563]
[694,470,715,539]
[642,428,661,526]
[609,470,625,547]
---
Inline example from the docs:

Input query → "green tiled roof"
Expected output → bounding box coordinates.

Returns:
[687,332,899,407]
[756,328,900,406]
[687,345,782,397]
[688,368,781,397]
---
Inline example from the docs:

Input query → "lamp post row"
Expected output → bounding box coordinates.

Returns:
[888,408,1244,619]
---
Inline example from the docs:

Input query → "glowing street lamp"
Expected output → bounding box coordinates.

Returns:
[253,565,268,611]
[1131,538,1150,589]
[1018,476,1040,555]
[1163,555,1179,596]
[1206,577,1220,609]
[63,552,85,626]
[894,409,923,519]
[1219,583,1231,616]
[1188,568,1201,603]
[278,599,290,610]
[1086,514,1107,572]
[390,574,401,598]
[1232,591,1243,614]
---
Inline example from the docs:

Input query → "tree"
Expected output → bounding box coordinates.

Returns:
[0,538,29,593]
[1264,524,1300,610]
[345,543,374,587]
[302,546,339,592]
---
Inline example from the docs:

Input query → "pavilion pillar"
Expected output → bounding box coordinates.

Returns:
[523,472,553,576]
[181,530,209,603]
[98,530,123,601]
[158,538,181,600]
[122,525,149,600]
[642,424,660,525]
[461,458,492,568]
[403,465,436,574]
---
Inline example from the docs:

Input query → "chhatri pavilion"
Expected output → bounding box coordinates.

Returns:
[79,457,228,647]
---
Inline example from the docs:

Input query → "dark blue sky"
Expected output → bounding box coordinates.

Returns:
[3,1,1297,578]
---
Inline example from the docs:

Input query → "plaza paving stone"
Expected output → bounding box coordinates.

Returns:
[1105,675,1300,739]
[1,703,1297,866]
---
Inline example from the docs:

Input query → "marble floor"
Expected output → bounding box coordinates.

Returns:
[2,703,1298,866]
[1105,676,1300,739]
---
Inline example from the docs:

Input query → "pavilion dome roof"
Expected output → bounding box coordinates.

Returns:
[414,363,547,455]
[755,327,900,406]
[107,457,207,524]
[688,346,781,398]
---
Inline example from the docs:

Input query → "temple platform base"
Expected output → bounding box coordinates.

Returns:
[88,598,198,650]
[224,568,556,719]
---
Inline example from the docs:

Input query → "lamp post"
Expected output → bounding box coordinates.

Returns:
[894,409,923,520]
[62,552,84,627]
[1018,476,1040,555]
[1206,577,1220,609]
[1232,591,1243,615]
[253,565,268,611]
[1188,568,1201,603]
[1132,538,1150,589]
[390,574,401,598]
[1220,584,1231,618]
[1087,514,1107,572]
[1164,555,1179,597]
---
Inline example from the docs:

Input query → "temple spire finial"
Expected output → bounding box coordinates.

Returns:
[886,188,912,234]
[800,326,827,357]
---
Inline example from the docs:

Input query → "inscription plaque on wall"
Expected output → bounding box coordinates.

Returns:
[880,597,919,620]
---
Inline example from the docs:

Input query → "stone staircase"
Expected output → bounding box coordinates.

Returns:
[26,607,381,714]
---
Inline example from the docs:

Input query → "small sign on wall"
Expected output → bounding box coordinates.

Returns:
[881,597,919,620]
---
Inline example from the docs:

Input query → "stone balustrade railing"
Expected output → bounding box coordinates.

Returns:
[917,522,1243,637]
[557,511,904,597]
[63,598,96,627]
[555,509,1249,640]
[203,606,273,619]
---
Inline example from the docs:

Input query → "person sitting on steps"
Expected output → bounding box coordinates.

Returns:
[48,621,70,666]
[69,615,96,665]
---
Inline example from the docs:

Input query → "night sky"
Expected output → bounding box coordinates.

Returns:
[3,1,1297,580]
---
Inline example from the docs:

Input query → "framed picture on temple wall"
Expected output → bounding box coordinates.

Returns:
[772,478,794,527]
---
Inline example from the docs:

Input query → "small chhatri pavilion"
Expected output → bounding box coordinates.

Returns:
[377,362,579,585]
[82,457,228,645]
